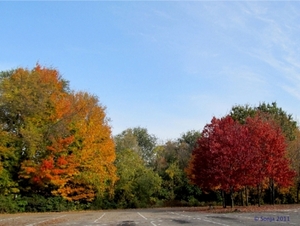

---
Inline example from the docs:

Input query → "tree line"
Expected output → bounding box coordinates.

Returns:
[0,65,299,213]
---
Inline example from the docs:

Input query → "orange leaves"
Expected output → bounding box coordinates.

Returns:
[33,64,63,90]
[41,158,54,171]
[55,181,96,202]
[0,65,117,202]
[23,166,37,176]
[46,92,117,201]
[20,154,78,190]
[47,136,75,154]
[69,92,116,172]
[57,156,68,167]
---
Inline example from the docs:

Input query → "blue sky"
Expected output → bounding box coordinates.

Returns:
[1,2,300,141]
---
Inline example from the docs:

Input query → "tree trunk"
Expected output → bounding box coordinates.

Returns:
[245,186,249,206]
[271,179,275,205]
[269,178,275,205]
[240,189,244,206]
[230,187,234,209]
[257,184,261,207]
[222,190,226,208]
[297,181,299,204]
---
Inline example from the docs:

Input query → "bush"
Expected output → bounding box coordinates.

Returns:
[24,195,90,212]
[90,196,117,210]
[0,195,27,213]
[187,196,201,206]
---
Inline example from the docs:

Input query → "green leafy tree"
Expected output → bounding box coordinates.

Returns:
[179,130,201,150]
[287,129,300,203]
[0,129,19,195]
[114,132,161,208]
[230,102,297,141]
[115,127,157,166]
[256,102,297,141]
[154,131,202,205]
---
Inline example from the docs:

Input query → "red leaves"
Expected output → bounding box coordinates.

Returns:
[245,115,296,188]
[57,156,68,166]
[187,114,296,193]
[0,65,117,203]
[41,158,54,171]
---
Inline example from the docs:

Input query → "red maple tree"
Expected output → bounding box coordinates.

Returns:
[187,114,296,208]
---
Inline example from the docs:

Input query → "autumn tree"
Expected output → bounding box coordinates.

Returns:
[0,65,117,203]
[230,102,299,204]
[187,115,295,208]
[187,116,251,208]
[60,92,117,201]
[245,114,296,205]
[0,66,70,197]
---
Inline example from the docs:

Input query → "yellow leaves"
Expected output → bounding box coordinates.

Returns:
[49,92,72,121]
[55,181,96,202]
[21,89,117,201]
[0,65,117,202]
[68,92,117,191]
[24,167,37,174]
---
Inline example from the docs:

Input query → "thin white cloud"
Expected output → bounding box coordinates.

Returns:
[222,66,266,84]
[226,2,300,102]
[282,85,300,101]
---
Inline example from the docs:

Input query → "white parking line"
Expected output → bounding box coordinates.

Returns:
[137,212,147,220]
[150,220,163,226]
[94,213,106,223]
[25,215,66,226]
[169,211,192,218]
[150,221,157,226]
[0,217,20,222]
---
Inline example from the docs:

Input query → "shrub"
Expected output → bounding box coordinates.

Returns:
[0,195,27,213]
[23,194,90,212]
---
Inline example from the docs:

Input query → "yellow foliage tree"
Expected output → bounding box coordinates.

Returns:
[56,92,117,201]
[0,65,117,202]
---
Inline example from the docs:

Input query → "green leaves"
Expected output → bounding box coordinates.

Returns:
[0,65,117,203]
[230,102,298,141]
[115,127,157,166]
[114,148,161,208]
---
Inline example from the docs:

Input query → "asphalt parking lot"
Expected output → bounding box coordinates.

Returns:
[0,206,300,226]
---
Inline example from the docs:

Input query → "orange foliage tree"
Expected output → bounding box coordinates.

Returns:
[0,65,117,202]
[54,92,117,201]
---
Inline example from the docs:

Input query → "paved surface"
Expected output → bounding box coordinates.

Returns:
[0,207,300,226]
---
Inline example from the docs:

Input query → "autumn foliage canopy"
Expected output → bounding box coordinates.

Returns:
[0,65,299,212]
[187,114,296,196]
[0,65,117,202]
